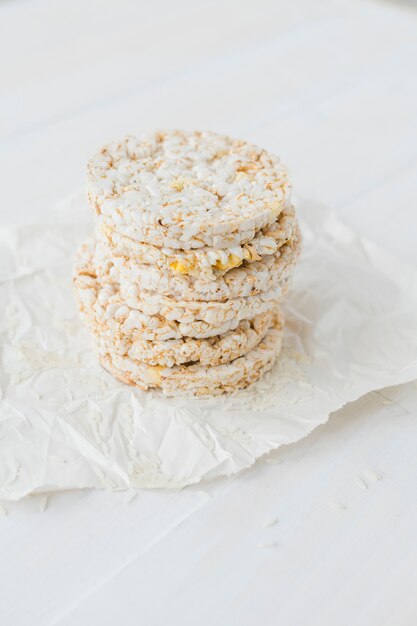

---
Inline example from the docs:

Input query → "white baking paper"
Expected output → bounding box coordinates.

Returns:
[1,194,417,500]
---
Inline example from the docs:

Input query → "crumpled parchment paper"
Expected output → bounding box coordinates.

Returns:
[1,195,417,500]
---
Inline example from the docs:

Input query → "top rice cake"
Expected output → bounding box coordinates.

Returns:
[87,130,292,251]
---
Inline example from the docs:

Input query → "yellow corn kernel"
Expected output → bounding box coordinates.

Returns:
[148,365,164,385]
[170,260,190,275]
[170,178,185,192]
[214,253,242,271]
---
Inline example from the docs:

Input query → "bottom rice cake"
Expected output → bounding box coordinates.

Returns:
[119,310,280,367]
[95,314,283,397]
[96,309,280,367]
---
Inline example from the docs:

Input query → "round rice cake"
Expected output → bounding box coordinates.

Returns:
[80,235,288,326]
[95,225,301,302]
[73,241,279,366]
[96,319,283,397]
[87,130,292,251]
[98,310,279,368]
[73,246,280,341]
[96,206,297,281]
[119,283,284,325]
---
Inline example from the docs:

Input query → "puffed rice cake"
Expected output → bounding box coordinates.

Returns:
[87,130,292,251]
[75,129,301,396]
[74,238,281,367]
[74,244,281,341]
[73,244,284,394]
[96,319,283,396]
[94,226,300,302]
[94,224,301,302]
[78,236,287,325]
[96,204,297,280]
[116,312,278,368]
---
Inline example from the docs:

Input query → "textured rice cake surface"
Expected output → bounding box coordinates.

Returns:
[99,310,279,367]
[87,130,292,251]
[96,206,297,280]
[73,247,280,341]
[95,224,301,301]
[120,311,278,367]
[119,283,284,324]
[97,320,283,397]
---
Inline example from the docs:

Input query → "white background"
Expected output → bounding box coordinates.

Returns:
[1,0,417,624]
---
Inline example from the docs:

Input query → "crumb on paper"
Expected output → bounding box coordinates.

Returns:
[355,477,368,490]
[363,468,383,482]
[262,517,278,527]
[38,496,49,512]
[327,500,346,511]
[380,398,394,406]
[195,490,212,504]
[286,348,312,365]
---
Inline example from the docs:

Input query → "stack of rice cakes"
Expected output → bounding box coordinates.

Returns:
[73,130,301,396]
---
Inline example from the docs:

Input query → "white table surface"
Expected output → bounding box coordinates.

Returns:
[1,0,417,624]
